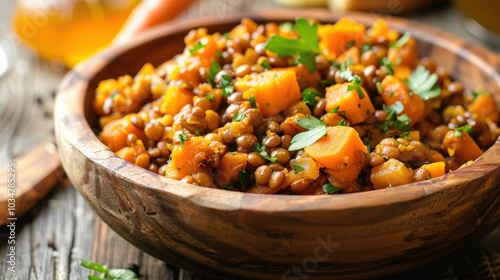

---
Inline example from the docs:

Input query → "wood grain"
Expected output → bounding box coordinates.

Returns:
[55,10,500,279]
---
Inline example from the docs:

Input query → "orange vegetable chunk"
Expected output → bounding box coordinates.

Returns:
[468,94,499,123]
[304,126,367,182]
[215,152,248,187]
[235,69,302,117]
[319,18,365,57]
[168,136,214,180]
[325,83,375,124]
[100,117,146,152]
[160,83,194,115]
[387,37,418,69]
[381,75,425,125]
[421,162,446,179]
[370,158,414,189]
[442,130,484,166]
[283,157,320,188]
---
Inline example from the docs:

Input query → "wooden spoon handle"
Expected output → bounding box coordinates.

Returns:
[0,141,62,225]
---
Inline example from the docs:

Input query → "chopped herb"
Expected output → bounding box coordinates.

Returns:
[223,185,234,190]
[376,82,383,94]
[265,18,319,73]
[233,113,246,122]
[195,130,201,136]
[189,41,206,55]
[472,90,489,100]
[289,116,327,151]
[222,85,234,97]
[347,83,365,99]
[302,88,321,106]
[221,74,232,87]
[346,40,356,49]
[249,95,257,108]
[253,142,278,163]
[293,164,305,174]
[216,50,223,59]
[361,44,371,53]
[260,59,272,70]
[80,259,139,280]
[208,60,221,86]
[389,91,395,98]
[222,32,230,39]
[406,65,441,100]
[379,57,394,75]
[239,170,249,187]
[322,183,340,194]
[400,131,412,141]
[330,106,340,114]
[363,138,371,153]
[388,31,412,48]
[454,124,473,137]
[206,93,214,101]
[320,79,335,86]
[380,101,411,132]
[337,119,347,126]
[178,131,189,148]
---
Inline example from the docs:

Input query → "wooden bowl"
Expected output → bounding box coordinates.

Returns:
[54,10,500,279]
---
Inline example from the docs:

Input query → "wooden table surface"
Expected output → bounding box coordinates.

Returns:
[0,0,499,279]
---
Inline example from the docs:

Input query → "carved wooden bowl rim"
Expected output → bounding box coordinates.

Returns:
[55,9,500,214]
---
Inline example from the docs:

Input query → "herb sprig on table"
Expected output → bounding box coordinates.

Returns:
[80,259,139,280]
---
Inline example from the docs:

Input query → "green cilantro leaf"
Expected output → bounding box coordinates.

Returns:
[80,259,139,280]
[289,116,327,151]
[195,130,201,136]
[239,170,249,187]
[346,40,356,49]
[222,32,230,39]
[379,57,395,75]
[322,183,340,194]
[189,41,206,55]
[472,90,489,100]
[178,131,189,148]
[293,164,305,174]
[222,85,234,97]
[233,113,246,122]
[347,83,365,99]
[406,65,441,100]
[208,60,221,86]
[388,31,412,48]
[216,50,223,59]
[206,93,214,101]
[380,102,411,132]
[337,119,347,126]
[265,18,319,73]
[253,142,278,163]
[376,82,383,94]
[260,59,272,70]
[249,95,257,108]
[302,88,321,106]
[361,44,371,53]
[454,124,473,137]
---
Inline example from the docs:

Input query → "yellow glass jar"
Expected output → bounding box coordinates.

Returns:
[13,0,141,68]
[453,0,500,36]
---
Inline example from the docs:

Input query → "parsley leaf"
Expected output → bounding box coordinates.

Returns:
[189,41,206,55]
[253,142,278,163]
[249,95,257,108]
[379,57,394,75]
[293,164,305,174]
[337,119,347,126]
[206,93,214,101]
[454,124,473,137]
[80,259,139,280]
[208,60,221,86]
[472,90,489,100]
[279,22,294,32]
[289,116,327,151]
[260,59,272,70]
[178,131,189,148]
[361,44,371,53]
[380,101,412,132]
[233,113,246,122]
[220,74,234,96]
[265,18,319,73]
[347,83,365,99]
[388,31,412,48]
[302,88,321,106]
[376,82,383,94]
[239,170,249,188]
[322,183,340,194]
[406,65,441,100]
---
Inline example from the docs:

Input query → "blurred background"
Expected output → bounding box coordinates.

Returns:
[0,0,499,279]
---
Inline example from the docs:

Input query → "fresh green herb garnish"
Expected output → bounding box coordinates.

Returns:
[293,164,305,174]
[347,82,365,99]
[253,142,278,163]
[379,57,394,75]
[346,40,356,49]
[406,65,441,100]
[363,138,371,153]
[189,41,206,55]
[279,22,294,32]
[454,124,473,137]
[376,82,383,94]
[206,93,214,101]
[265,18,319,73]
[233,113,246,122]
[302,88,321,106]
[337,119,347,126]
[400,131,413,141]
[239,170,250,187]
[361,44,371,53]
[249,95,257,108]
[388,31,412,48]
[216,50,223,59]
[195,130,201,136]
[223,185,234,190]
[80,259,138,280]
[289,116,327,151]
[222,85,234,97]
[380,102,411,132]
[472,90,489,100]
[178,131,189,148]
[222,32,230,39]
[260,59,272,70]
[322,183,340,194]
[208,60,221,86]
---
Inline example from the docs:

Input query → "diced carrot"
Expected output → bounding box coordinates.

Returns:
[304,126,367,182]
[336,47,360,65]
[427,149,447,164]
[168,136,214,180]
[393,65,412,81]
[100,117,146,152]
[189,35,219,64]
[321,112,345,126]
[325,83,375,124]
[421,162,446,179]
[215,152,248,187]
[468,94,499,123]
[115,147,136,163]
[370,158,414,189]
[442,130,484,166]
[387,37,418,69]
[167,63,202,86]
[286,64,321,89]
[381,75,425,125]
[319,18,366,58]
[366,19,399,43]
[160,83,194,115]
[408,130,420,141]
[235,69,302,117]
